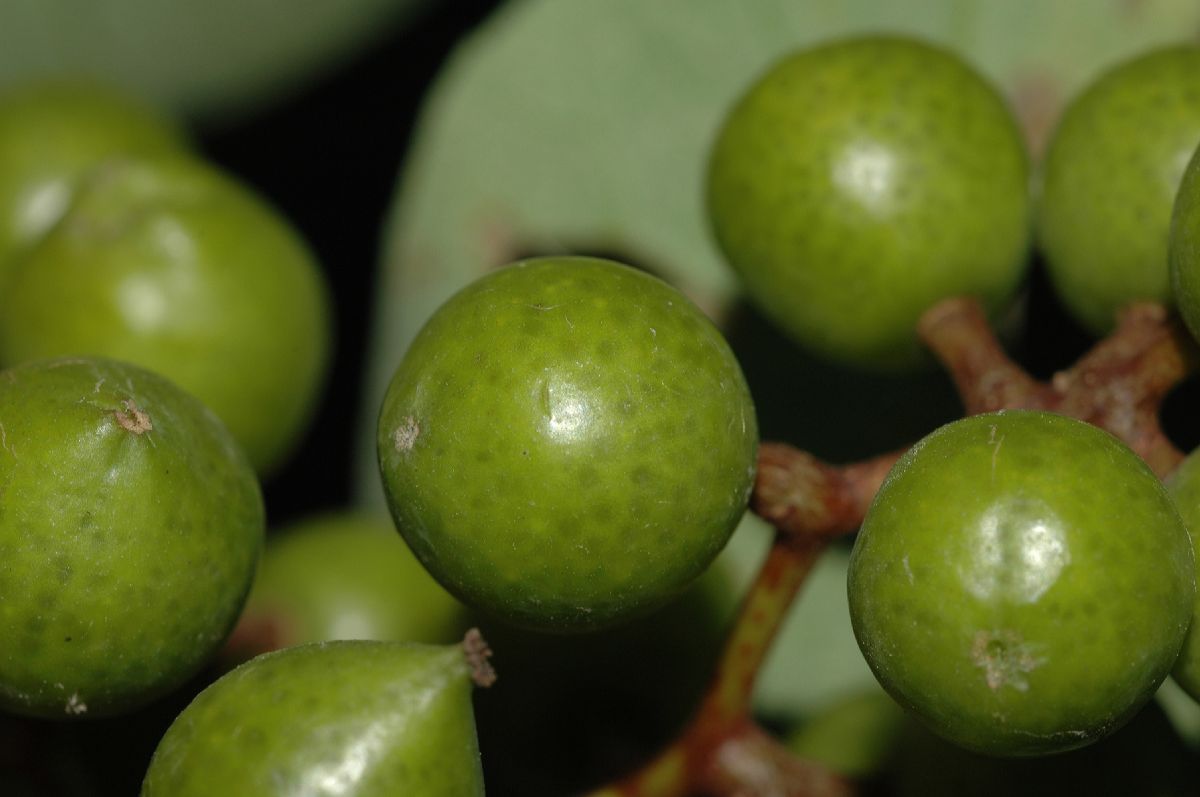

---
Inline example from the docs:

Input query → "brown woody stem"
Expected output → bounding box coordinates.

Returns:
[918,298,1194,477]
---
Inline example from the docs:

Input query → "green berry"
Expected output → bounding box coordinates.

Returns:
[707,35,1031,369]
[1164,446,1200,700]
[0,154,333,475]
[1170,141,1200,343]
[376,256,757,632]
[0,356,263,718]
[848,410,1194,756]
[1038,44,1200,333]
[0,80,186,275]
[221,512,468,666]
[142,638,490,796]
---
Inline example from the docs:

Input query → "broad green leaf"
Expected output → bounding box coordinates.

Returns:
[0,0,428,122]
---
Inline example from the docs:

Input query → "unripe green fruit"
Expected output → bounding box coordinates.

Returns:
[142,638,489,796]
[221,512,468,666]
[1164,446,1200,701]
[848,411,1194,756]
[1038,44,1200,334]
[0,154,333,475]
[0,80,187,275]
[1170,142,1200,345]
[0,356,263,718]
[377,256,758,632]
[707,35,1031,369]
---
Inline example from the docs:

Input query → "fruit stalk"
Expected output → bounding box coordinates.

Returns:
[918,297,1194,476]
[583,534,852,797]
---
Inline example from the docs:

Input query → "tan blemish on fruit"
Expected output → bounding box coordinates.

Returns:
[971,629,1044,692]
[65,693,87,715]
[0,422,13,458]
[393,416,420,452]
[463,627,497,687]
[114,399,153,435]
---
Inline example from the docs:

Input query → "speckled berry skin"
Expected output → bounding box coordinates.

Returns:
[1039,45,1200,334]
[142,640,484,796]
[848,411,1193,756]
[1170,142,1200,344]
[0,357,263,719]
[706,35,1031,369]
[1164,446,1200,701]
[376,256,757,632]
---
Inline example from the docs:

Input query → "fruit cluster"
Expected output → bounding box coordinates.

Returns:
[3,21,1200,797]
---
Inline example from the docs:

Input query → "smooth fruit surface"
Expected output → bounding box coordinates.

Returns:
[377,256,758,631]
[1170,141,1200,345]
[1165,446,1200,700]
[0,154,333,475]
[848,410,1194,755]
[0,356,263,718]
[0,80,186,276]
[221,512,468,666]
[1038,44,1200,334]
[706,35,1030,369]
[142,639,485,796]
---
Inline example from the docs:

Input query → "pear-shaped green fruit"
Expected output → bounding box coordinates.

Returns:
[0,356,263,719]
[0,153,333,475]
[1039,44,1200,334]
[221,512,469,666]
[707,34,1030,369]
[142,635,493,796]
[0,80,186,276]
